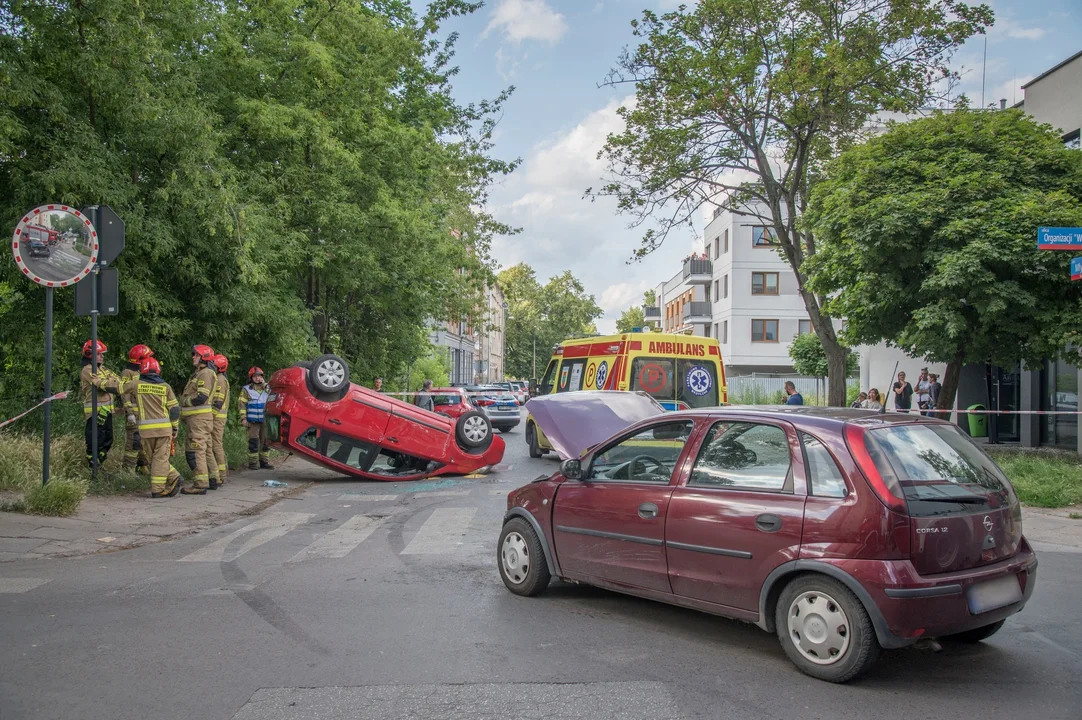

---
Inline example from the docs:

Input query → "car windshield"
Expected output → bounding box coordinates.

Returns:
[864,424,1013,516]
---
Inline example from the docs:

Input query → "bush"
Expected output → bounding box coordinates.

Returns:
[846,384,862,406]
[24,478,86,516]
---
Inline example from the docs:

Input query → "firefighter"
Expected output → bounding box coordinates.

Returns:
[239,366,273,470]
[210,353,231,486]
[94,357,182,498]
[80,339,117,469]
[120,344,155,472]
[178,344,217,494]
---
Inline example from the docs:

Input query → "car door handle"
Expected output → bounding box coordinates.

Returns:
[755,514,783,533]
[638,503,659,519]
[387,436,399,444]
[328,418,342,425]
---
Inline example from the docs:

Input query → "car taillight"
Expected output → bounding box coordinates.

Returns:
[475,398,495,407]
[280,412,291,442]
[844,424,907,513]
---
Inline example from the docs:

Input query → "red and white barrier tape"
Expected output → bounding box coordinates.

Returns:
[0,391,70,430]
[904,408,1079,415]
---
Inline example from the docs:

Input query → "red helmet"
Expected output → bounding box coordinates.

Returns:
[192,344,215,363]
[140,357,161,375]
[83,339,107,358]
[248,366,264,380]
[128,344,154,363]
[213,354,229,372]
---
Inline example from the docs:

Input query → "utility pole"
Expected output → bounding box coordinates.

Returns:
[532,335,536,379]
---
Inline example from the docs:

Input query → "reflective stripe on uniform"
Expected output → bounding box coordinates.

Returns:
[243,385,268,423]
[139,420,173,431]
[180,406,213,417]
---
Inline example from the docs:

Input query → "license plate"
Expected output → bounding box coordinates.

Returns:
[498,403,515,409]
[967,575,1022,614]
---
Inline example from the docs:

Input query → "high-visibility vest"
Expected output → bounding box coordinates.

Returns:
[243,384,269,423]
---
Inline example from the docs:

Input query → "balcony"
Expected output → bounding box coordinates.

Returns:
[681,301,712,324]
[682,257,713,284]
[644,306,661,321]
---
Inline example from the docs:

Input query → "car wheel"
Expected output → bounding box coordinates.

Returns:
[455,410,493,454]
[498,518,551,597]
[775,575,880,683]
[310,353,349,393]
[526,422,543,459]
[943,620,1005,644]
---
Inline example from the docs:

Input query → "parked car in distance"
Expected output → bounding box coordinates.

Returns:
[498,397,1037,682]
[28,238,51,258]
[429,387,475,421]
[462,384,521,433]
[265,354,505,481]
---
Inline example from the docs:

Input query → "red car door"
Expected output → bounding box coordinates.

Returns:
[666,417,807,612]
[332,388,392,444]
[384,403,452,460]
[552,418,696,593]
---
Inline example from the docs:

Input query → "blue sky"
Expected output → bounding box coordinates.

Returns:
[422,0,1081,333]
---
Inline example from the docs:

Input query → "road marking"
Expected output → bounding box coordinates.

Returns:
[290,515,387,562]
[416,490,471,498]
[337,494,398,502]
[0,578,51,594]
[401,508,477,555]
[178,512,313,562]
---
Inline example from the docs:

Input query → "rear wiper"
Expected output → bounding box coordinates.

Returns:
[913,495,987,504]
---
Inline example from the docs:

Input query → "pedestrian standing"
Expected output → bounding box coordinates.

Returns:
[120,344,155,472]
[80,339,117,469]
[239,367,274,470]
[211,354,231,486]
[862,388,883,410]
[178,345,217,494]
[892,371,914,413]
[784,381,804,406]
[95,357,182,498]
[414,379,435,412]
[914,368,932,412]
[928,373,943,417]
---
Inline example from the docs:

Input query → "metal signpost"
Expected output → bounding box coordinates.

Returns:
[11,205,99,485]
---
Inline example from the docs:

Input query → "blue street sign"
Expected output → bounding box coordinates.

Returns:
[1072,257,1082,281]
[1038,227,1082,250]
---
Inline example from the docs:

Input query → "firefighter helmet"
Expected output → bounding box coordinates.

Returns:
[248,366,264,380]
[140,357,161,375]
[213,354,229,373]
[83,339,107,358]
[128,344,154,363]
[192,344,215,363]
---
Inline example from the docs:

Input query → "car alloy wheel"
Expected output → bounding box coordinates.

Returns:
[787,590,851,665]
[317,358,346,390]
[462,414,489,443]
[501,531,530,585]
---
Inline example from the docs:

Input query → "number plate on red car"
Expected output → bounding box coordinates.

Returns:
[967,575,1023,615]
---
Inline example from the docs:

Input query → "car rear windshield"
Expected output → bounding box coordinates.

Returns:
[863,424,1013,516]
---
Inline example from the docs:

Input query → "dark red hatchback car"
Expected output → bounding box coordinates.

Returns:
[498,402,1037,682]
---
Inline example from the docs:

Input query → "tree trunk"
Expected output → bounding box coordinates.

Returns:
[936,349,967,421]
[824,340,848,407]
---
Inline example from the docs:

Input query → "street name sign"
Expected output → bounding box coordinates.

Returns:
[1072,257,1082,281]
[1037,226,1082,250]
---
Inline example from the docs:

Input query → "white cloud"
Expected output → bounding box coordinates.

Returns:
[988,75,1034,107]
[484,0,568,45]
[600,281,652,314]
[993,18,1046,41]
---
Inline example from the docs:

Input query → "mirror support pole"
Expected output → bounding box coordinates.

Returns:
[89,208,100,483]
[42,287,53,486]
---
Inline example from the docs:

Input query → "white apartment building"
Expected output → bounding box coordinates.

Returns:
[702,201,811,375]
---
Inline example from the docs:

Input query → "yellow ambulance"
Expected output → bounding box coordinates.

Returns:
[525,332,727,457]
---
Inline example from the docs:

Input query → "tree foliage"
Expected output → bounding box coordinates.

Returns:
[805,109,1082,411]
[615,306,646,333]
[592,0,991,405]
[788,332,857,378]
[0,0,513,418]
[498,263,602,379]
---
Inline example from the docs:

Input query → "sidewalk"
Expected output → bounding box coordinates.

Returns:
[1021,505,1082,554]
[0,456,318,562]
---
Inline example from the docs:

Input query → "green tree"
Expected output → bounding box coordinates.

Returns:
[788,332,857,379]
[805,109,1082,412]
[592,0,991,406]
[616,306,646,333]
[498,263,602,379]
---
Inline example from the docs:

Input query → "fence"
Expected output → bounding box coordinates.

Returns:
[725,375,860,406]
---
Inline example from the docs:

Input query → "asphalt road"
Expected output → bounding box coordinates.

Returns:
[1,417,1080,719]
[21,241,90,282]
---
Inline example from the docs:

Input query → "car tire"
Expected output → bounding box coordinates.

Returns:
[526,422,543,459]
[775,574,880,683]
[310,354,349,393]
[498,518,551,597]
[943,620,1005,644]
[455,410,493,454]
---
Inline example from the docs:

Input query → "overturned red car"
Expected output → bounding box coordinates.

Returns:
[264,354,505,480]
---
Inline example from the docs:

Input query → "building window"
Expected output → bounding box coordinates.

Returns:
[723,274,728,299]
[713,279,719,302]
[705,243,712,258]
[722,320,728,344]
[723,229,729,253]
[713,239,720,259]
[713,322,719,339]
[752,319,779,342]
[751,272,779,295]
[798,319,812,336]
[753,226,779,246]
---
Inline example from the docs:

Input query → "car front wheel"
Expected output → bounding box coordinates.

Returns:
[775,575,880,683]
[498,518,551,597]
[526,422,543,459]
[311,353,349,393]
[455,410,493,454]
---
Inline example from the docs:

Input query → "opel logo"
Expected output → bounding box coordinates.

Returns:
[983,516,994,532]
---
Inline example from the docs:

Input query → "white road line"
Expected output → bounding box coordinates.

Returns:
[337,494,398,502]
[178,512,313,562]
[415,490,471,498]
[0,578,51,594]
[400,508,478,555]
[290,515,388,562]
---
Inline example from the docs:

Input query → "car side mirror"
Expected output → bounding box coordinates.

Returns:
[561,458,583,480]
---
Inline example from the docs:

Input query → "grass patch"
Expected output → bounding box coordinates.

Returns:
[88,467,151,496]
[0,499,27,513]
[989,451,1082,508]
[24,479,86,516]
